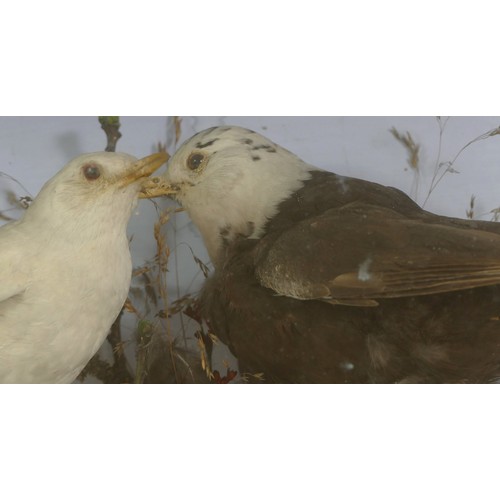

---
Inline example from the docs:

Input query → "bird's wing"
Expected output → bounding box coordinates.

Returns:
[0,223,30,304]
[0,267,28,303]
[254,202,500,306]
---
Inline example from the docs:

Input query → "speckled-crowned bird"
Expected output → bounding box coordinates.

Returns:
[144,126,500,383]
[0,151,167,383]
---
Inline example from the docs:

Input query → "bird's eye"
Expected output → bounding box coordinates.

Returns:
[187,152,206,171]
[82,163,101,181]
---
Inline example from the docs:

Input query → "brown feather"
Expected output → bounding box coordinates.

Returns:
[203,171,500,382]
[162,127,500,383]
[257,201,500,301]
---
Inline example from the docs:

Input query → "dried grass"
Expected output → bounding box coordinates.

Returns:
[390,117,500,212]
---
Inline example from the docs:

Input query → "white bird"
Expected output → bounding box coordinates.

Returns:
[0,151,167,383]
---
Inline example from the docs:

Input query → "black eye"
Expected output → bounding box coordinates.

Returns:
[82,163,101,181]
[187,152,206,171]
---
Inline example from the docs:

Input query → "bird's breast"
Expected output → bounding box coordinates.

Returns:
[0,233,132,383]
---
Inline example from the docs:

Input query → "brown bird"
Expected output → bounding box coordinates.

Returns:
[146,126,500,383]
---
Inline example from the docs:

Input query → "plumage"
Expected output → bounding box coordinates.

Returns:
[149,126,500,383]
[0,151,167,383]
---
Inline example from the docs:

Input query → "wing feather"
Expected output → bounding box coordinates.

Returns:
[0,221,30,304]
[255,203,500,306]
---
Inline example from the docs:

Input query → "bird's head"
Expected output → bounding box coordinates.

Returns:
[143,126,314,265]
[25,151,168,235]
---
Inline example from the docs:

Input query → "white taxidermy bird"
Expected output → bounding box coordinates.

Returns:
[0,151,167,383]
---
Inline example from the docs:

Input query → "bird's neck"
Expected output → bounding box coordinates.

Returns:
[23,189,137,244]
[186,159,315,267]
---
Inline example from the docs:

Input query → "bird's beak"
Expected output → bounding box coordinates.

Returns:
[139,175,179,199]
[119,152,170,189]
[138,151,180,199]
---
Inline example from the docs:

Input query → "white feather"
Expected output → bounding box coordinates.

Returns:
[164,127,315,266]
[0,152,141,383]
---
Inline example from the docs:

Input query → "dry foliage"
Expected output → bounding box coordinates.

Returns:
[391,117,500,215]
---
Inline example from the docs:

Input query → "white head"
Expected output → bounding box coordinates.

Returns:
[161,126,314,265]
[23,151,167,240]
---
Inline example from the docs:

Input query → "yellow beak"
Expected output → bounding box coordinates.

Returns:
[119,152,170,188]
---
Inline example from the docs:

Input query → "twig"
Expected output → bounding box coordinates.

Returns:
[99,116,122,152]
[0,172,33,220]
[422,122,500,207]
[107,309,134,383]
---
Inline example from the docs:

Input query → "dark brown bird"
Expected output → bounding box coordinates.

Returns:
[149,126,500,383]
